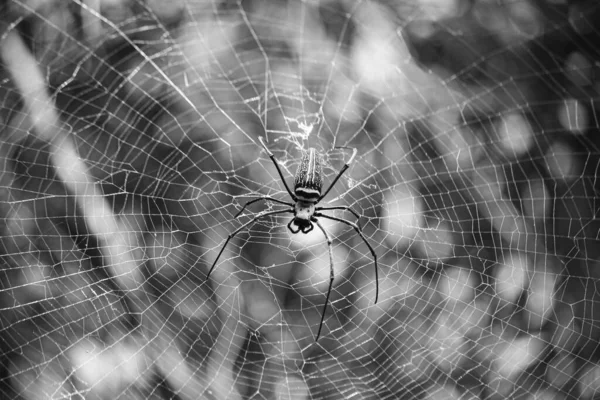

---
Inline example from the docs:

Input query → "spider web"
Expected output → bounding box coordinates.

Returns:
[0,0,599,399]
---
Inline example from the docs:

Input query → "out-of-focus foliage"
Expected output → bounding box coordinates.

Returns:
[0,0,599,399]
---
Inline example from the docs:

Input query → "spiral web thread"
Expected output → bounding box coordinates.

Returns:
[0,0,599,399]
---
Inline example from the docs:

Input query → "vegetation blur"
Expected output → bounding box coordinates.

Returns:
[0,0,599,399]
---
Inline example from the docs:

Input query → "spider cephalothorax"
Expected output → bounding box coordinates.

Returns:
[291,201,316,234]
[208,137,378,341]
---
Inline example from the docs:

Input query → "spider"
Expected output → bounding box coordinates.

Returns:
[207,136,378,341]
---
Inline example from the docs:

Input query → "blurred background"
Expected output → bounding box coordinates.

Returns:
[0,0,599,399]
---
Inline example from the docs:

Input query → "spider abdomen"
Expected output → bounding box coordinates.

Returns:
[294,148,323,201]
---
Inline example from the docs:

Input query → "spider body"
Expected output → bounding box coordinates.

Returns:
[290,148,322,234]
[208,137,378,342]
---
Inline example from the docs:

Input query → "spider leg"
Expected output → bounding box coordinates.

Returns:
[235,196,293,218]
[315,212,378,304]
[288,219,301,234]
[313,218,334,342]
[315,206,362,228]
[258,136,297,201]
[318,147,357,202]
[207,208,294,279]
